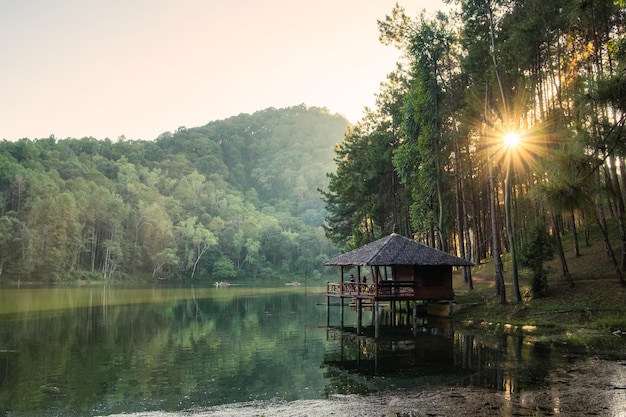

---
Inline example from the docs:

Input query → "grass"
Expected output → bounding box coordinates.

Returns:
[452,230,626,336]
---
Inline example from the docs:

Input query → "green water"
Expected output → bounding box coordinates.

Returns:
[0,284,624,416]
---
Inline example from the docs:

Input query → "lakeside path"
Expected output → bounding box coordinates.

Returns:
[100,358,626,417]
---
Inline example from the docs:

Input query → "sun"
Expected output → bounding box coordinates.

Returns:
[503,132,520,148]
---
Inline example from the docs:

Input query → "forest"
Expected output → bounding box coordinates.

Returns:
[321,0,626,301]
[3,0,626,296]
[0,106,348,282]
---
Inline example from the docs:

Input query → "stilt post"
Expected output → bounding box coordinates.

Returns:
[374,301,380,339]
[340,297,344,329]
[357,298,362,334]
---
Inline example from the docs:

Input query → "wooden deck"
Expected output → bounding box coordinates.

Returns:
[326,281,453,301]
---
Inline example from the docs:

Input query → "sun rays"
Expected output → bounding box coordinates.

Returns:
[477,102,565,179]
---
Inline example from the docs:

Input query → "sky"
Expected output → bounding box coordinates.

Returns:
[1,0,447,141]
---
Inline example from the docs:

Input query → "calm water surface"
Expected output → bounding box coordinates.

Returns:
[0,284,624,416]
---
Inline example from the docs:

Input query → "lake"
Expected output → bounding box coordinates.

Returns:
[0,284,624,416]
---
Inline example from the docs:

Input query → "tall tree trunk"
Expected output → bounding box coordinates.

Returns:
[551,212,574,287]
[103,246,110,280]
[405,204,412,238]
[571,211,580,258]
[608,156,626,270]
[596,166,625,286]
[618,157,626,208]
[581,211,591,247]
[487,2,508,118]
[504,160,522,302]
[489,164,506,303]
[596,210,626,287]
[90,223,98,273]
[465,145,483,263]
[437,183,446,252]
[454,133,473,289]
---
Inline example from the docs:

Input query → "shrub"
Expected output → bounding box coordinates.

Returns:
[519,221,555,297]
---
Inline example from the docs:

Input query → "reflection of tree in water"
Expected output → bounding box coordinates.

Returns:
[453,332,554,393]
[0,290,333,416]
[3,288,624,416]
[323,326,570,396]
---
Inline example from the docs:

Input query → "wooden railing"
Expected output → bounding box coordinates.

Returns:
[327,281,452,300]
[327,282,341,295]
[377,281,417,297]
[326,282,376,296]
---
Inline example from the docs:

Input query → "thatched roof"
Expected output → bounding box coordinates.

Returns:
[325,234,474,267]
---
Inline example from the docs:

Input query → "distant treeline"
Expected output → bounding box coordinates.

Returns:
[0,105,348,282]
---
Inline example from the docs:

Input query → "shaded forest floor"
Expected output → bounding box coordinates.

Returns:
[452,231,626,336]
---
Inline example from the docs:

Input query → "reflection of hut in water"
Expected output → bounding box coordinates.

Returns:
[323,326,460,389]
[324,233,473,335]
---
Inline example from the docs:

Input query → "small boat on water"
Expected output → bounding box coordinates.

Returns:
[285,281,301,286]
[214,281,231,287]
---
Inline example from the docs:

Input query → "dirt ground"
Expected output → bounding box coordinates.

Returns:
[100,358,626,417]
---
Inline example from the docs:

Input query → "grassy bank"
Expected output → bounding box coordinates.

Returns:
[452,233,626,336]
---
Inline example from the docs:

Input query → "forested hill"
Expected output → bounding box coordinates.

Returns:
[156,106,347,222]
[0,105,349,283]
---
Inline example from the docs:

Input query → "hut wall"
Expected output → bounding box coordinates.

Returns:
[414,265,454,299]
[393,265,414,282]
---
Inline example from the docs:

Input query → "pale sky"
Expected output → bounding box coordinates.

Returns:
[1,0,447,141]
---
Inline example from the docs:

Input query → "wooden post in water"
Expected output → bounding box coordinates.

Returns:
[340,297,344,329]
[406,301,410,326]
[413,300,417,336]
[356,298,362,334]
[374,301,380,338]
[326,294,330,327]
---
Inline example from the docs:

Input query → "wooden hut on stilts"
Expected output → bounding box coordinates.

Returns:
[324,233,473,337]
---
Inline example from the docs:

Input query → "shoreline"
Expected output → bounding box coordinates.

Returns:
[99,357,626,417]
